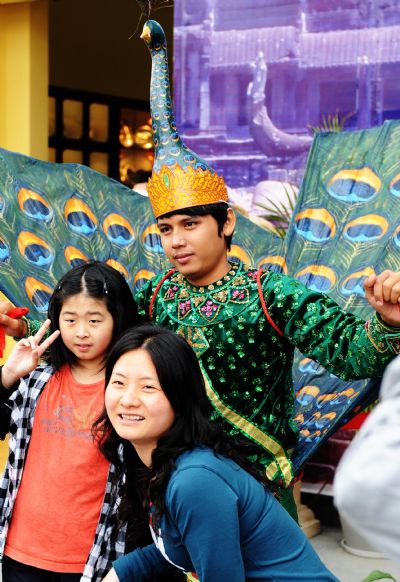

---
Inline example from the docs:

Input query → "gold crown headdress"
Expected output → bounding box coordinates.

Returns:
[141,20,228,218]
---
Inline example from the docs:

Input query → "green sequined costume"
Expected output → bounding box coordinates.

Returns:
[135,263,399,500]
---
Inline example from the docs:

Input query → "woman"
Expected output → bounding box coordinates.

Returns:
[96,325,338,581]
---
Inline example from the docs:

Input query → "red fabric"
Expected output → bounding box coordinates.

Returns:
[341,412,369,430]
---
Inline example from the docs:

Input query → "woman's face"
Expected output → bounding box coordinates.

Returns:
[105,348,175,466]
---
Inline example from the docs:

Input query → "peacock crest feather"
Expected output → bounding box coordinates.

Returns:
[135,0,173,21]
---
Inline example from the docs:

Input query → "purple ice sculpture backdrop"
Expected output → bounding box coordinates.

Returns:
[173,0,400,190]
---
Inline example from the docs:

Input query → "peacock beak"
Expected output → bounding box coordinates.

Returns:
[140,26,151,42]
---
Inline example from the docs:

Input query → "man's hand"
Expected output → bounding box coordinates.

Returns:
[365,270,400,326]
[0,300,28,338]
[2,320,60,388]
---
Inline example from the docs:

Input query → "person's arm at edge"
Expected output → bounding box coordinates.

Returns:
[111,543,174,582]
[333,355,400,563]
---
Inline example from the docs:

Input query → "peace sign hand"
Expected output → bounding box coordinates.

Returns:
[1,320,60,389]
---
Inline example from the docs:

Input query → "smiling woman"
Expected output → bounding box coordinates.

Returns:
[105,348,175,467]
[95,324,339,582]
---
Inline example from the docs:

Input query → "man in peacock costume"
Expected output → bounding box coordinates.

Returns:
[134,19,400,519]
[4,16,400,523]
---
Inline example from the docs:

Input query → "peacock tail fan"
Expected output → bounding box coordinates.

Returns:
[289,119,400,472]
[2,115,400,471]
[0,147,282,319]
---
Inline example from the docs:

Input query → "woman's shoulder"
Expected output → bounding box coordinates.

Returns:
[175,446,226,467]
[167,449,235,505]
[171,447,243,485]
[166,448,262,516]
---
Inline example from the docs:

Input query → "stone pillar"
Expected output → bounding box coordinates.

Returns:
[225,74,239,136]
[356,56,372,129]
[0,0,49,159]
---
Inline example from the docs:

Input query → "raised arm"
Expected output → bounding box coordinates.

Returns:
[263,270,400,380]
[109,544,176,582]
[1,320,60,388]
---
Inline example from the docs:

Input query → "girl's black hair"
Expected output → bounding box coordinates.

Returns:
[158,202,233,250]
[94,324,269,542]
[48,261,140,371]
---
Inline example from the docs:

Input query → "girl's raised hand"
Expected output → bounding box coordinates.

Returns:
[1,320,60,388]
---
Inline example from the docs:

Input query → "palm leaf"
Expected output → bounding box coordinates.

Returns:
[253,183,299,238]
[360,571,397,582]
[308,110,354,134]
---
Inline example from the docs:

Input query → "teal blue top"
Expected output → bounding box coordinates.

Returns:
[113,447,339,581]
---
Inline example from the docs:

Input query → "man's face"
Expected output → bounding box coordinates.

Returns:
[157,211,235,286]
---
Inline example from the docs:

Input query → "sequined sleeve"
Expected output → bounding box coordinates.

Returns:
[13,317,43,340]
[134,276,159,320]
[262,272,400,380]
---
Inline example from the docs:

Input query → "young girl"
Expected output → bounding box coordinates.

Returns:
[0,262,140,582]
[96,325,339,582]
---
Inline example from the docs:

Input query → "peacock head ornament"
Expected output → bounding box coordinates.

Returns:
[140,19,228,218]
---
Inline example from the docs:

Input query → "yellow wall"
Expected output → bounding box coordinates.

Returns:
[0,0,49,159]
[0,0,47,471]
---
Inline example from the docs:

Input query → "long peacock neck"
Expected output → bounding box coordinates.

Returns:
[149,42,183,171]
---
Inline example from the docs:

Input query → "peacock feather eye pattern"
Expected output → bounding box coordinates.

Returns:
[64,198,97,235]
[18,188,53,221]
[134,268,156,291]
[390,173,400,197]
[25,276,52,312]
[343,214,388,242]
[327,167,381,203]
[393,225,400,248]
[294,265,337,292]
[296,385,320,406]
[105,259,129,280]
[294,208,337,242]
[1,143,280,319]
[102,214,135,246]
[298,358,325,377]
[316,393,337,407]
[313,412,337,429]
[227,244,251,266]
[258,256,287,274]
[340,267,375,297]
[17,231,54,268]
[0,237,10,262]
[142,224,163,253]
[64,246,89,268]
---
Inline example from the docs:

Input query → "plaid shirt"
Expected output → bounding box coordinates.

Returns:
[0,364,126,581]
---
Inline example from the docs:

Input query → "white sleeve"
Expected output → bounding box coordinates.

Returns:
[333,355,400,564]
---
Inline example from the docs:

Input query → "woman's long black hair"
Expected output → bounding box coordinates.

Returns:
[48,261,140,370]
[94,324,269,541]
